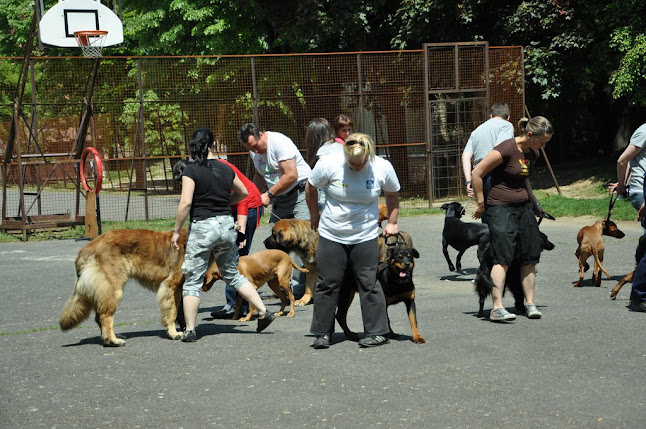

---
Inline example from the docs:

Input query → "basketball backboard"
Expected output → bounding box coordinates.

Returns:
[39,0,123,48]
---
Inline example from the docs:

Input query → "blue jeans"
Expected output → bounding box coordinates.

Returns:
[224,206,262,310]
[628,192,646,234]
[631,249,646,305]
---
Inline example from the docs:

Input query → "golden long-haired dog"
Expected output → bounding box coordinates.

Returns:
[263,219,318,306]
[59,229,187,347]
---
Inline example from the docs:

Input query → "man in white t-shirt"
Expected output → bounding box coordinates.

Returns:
[612,122,646,234]
[461,103,513,223]
[238,123,311,224]
[238,123,311,296]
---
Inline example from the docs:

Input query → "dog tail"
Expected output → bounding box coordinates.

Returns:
[59,274,93,331]
[290,260,309,273]
[592,251,611,280]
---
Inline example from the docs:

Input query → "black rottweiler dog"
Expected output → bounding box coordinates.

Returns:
[474,230,555,318]
[336,242,425,344]
[440,202,490,272]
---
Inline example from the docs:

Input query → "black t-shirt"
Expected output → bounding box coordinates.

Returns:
[182,159,235,221]
[487,139,538,206]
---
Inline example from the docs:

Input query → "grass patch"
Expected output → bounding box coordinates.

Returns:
[535,192,636,220]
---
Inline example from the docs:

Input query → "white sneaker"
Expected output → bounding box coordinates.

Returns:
[490,307,516,321]
[525,303,542,319]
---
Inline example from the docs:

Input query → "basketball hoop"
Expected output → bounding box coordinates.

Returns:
[74,30,109,58]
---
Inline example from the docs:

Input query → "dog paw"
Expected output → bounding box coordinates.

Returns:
[295,298,311,307]
[168,331,183,340]
[448,266,456,272]
[412,337,426,344]
[286,312,295,318]
[103,338,126,347]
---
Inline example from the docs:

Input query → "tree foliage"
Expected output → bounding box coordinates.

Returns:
[2,0,646,156]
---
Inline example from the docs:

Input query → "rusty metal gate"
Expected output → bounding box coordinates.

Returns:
[424,42,526,202]
[1,45,524,237]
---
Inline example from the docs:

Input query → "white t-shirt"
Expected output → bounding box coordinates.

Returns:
[628,123,646,195]
[316,141,344,159]
[308,152,400,244]
[249,131,311,194]
[464,117,514,165]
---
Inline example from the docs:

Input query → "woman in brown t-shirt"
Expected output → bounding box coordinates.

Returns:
[471,116,554,322]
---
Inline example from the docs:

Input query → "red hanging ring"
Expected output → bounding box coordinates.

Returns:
[80,147,103,193]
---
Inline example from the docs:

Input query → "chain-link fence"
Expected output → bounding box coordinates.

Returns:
[1,46,523,226]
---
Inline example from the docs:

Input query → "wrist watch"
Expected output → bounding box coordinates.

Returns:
[267,190,275,200]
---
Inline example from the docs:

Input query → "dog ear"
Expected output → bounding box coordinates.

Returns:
[441,203,448,210]
[411,248,419,258]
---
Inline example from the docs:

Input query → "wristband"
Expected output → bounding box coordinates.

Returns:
[267,190,275,200]
[465,181,471,186]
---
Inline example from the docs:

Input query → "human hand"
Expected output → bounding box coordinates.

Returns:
[638,203,645,222]
[309,213,320,232]
[171,231,180,250]
[472,203,484,219]
[532,202,544,218]
[466,181,474,198]
[236,230,246,248]
[383,222,399,237]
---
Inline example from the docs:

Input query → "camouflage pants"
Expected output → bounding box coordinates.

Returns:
[181,215,247,297]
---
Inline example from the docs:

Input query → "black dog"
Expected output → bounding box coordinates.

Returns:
[336,243,425,344]
[440,202,490,272]
[474,230,555,318]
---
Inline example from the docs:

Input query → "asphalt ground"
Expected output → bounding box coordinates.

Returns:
[1,213,644,428]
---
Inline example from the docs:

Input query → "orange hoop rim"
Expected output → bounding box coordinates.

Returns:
[80,147,103,193]
[74,30,109,37]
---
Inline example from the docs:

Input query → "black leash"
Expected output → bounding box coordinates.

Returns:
[606,192,619,223]
[603,192,619,234]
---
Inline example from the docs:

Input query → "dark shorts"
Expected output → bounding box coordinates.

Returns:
[486,203,541,267]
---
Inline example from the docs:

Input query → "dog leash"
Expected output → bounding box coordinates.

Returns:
[603,193,619,234]
[605,192,619,223]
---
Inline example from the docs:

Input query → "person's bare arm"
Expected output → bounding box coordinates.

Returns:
[172,176,195,250]
[305,182,320,231]
[383,191,400,237]
[230,175,249,206]
[461,150,474,198]
[471,150,503,219]
[261,158,299,206]
[612,144,642,195]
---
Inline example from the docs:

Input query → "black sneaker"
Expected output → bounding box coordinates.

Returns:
[211,308,235,319]
[257,311,276,333]
[181,330,197,343]
[358,335,389,348]
[312,335,331,349]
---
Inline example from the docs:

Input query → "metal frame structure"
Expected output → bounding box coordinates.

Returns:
[1,2,100,239]
[423,41,490,204]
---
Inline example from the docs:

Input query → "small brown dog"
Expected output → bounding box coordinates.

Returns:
[202,249,308,321]
[263,219,318,306]
[573,219,625,288]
